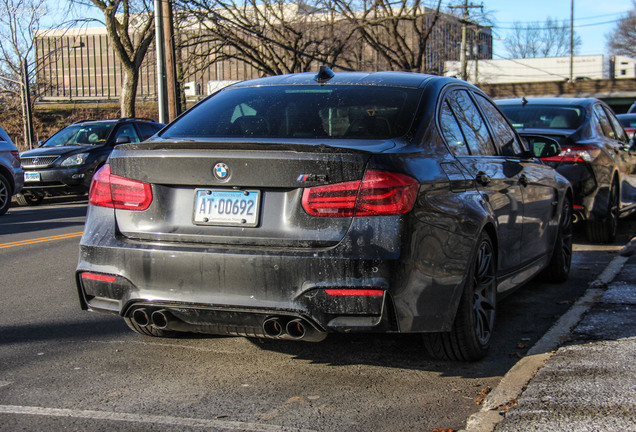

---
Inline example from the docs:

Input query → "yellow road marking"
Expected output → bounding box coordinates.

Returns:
[0,232,83,249]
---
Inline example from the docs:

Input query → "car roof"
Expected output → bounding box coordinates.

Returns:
[72,118,159,126]
[616,113,636,118]
[496,97,598,107]
[230,70,443,89]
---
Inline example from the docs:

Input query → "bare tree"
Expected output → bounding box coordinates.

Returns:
[606,1,636,58]
[70,0,155,117]
[0,0,48,148]
[332,0,444,73]
[504,17,580,58]
[176,0,355,78]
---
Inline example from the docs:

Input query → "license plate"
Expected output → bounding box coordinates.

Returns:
[24,172,41,182]
[193,189,260,227]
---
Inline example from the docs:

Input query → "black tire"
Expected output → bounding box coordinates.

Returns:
[123,317,178,338]
[0,173,11,216]
[586,181,619,244]
[540,195,573,283]
[423,232,497,362]
[15,192,44,206]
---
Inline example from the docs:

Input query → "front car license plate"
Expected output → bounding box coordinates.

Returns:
[24,172,41,182]
[193,189,260,227]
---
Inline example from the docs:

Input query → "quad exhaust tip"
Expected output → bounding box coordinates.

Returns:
[131,308,326,342]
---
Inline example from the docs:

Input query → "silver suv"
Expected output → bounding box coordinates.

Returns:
[0,125,23,215]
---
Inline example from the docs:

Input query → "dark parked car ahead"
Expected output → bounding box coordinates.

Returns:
[0,124,23,215]
[76,69,572,361]
[497,98,636,243]
[17,118,163,205]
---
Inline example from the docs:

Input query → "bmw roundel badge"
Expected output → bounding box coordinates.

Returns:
[213,162,230,181]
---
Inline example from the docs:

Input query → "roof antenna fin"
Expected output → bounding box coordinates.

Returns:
[314,65,335,84]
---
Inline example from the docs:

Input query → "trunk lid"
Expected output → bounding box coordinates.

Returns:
[109,139,389,247]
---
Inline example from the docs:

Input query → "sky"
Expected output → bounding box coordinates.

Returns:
[482,0,634,57]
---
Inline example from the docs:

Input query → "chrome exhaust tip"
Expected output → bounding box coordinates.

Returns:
[151,310,170,329]
[286,319,306,339]
[263,317,284,338]
[132,308,150,327]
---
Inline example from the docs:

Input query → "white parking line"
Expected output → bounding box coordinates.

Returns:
[0,405,317,432]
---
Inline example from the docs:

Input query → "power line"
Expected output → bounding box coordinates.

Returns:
[495,11,626,25]
[495,18,620,31]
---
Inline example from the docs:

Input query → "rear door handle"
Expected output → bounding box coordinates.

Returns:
[476,172,491,186]
[519,174,529,187]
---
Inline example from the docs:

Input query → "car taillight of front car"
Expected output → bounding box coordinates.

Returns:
[88,164,153,210]
[541,145,601,163]
[302,170,419,217]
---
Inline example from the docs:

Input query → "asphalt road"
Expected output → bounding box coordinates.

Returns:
[1,199,634,432]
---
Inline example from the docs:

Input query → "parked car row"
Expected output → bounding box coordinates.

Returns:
[5,69,633,362]
[497,97,636,243]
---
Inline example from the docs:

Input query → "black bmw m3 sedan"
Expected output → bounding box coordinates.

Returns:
[76,69,572,361]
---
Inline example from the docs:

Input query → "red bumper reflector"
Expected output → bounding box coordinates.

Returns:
[325,289,384,296]
[81,273,117,282]
[573,205,584,210]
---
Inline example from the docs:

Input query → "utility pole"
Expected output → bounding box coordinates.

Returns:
[154,0,168,124]
[450,1,483,82]
[22,59,34,149]
[162,0,178,121]
[569,0,574,82]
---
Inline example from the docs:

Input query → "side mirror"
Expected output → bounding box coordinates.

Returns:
[115,135,131,144]
[521,135,562,159]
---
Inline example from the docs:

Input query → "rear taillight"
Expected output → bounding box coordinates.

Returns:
[88,164,152,211]
[541,145,601,163]
[10,151,19,163]
[302,170,418,217]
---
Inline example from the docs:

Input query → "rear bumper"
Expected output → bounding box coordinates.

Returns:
[76,205,402,337]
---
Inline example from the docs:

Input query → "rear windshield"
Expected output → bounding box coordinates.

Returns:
[161,85,423,140]
[43,123,116,147]
[498,104,585,130]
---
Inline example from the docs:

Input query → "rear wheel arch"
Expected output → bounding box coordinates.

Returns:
[422,229,498,361]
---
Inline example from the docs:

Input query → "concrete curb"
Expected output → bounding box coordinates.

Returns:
[461,238,635,432]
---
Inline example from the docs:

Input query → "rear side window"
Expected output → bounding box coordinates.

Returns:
[161,85,423,140]
[439,101,470,156]
[593,104,615,139]
[446,89,496,156]
[474,94,523,156]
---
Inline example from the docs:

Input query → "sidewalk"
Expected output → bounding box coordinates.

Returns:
[464,238,636,432]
